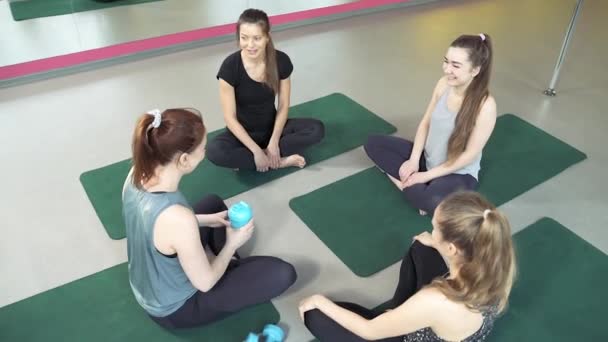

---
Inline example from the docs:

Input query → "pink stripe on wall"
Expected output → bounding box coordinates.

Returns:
[0,0,412,81]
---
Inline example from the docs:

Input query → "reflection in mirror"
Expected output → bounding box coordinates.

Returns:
[1,0,356,67]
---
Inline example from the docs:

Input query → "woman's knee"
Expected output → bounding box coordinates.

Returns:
[270,258,297,291]
[365,135,390,166]
[424,176,477,214]
[193,194,227,214]
[205,139,225,165]
[309,119,325,143]
[363,134,383,154]
[409,240,436,258]
[304,308,326,331]
[402,184,425,204]
[250,256,297,293]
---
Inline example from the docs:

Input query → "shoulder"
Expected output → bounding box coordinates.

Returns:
[275,49,291,62]
[156,204,198,235]
[481,94,497,114]
[275,50,293,79]
[416,286,449,304]
[276,50,292,68]
[477,94,497,123]
[410,287,460,321]
[393,286,451,327]
[402,286,451,312]
[218,51,241,72]
[433,76,450,99]
[222,50,241,65]
[218,51,242,85]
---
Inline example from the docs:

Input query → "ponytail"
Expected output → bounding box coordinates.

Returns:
[446,33,493,163]
[131,108,205,189]
[429,191,516,312]
[264,37,279,94]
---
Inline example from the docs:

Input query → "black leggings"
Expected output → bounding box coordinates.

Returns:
[206,118,325,170]
[304,242,448,341]
[364,134,478,215]
[150,194,297,329]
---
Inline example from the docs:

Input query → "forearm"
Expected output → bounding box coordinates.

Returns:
[207,243,237,288]
[226,120,262,153]
[410,120,430,162]
[316,298,373,339]
[427,151,477,179]
[195,214,209,226]
[269,107,288,144]
[195,214,219,227]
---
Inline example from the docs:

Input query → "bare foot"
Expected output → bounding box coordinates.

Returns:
[387,174,405,191]
[419,209,427,216]
[280,154,306,168]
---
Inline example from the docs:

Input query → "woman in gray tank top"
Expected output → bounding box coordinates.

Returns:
[364,33,497,216]
[123,108,296,329]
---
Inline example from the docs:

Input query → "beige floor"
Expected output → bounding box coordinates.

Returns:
[0,0,606,340]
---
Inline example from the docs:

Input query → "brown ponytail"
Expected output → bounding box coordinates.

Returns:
[237,8,280,93]
[131,108,205,188]
[447,33,493,163]
[430,191,516,313]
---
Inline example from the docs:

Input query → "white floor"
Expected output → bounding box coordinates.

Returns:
[1,0,607,340]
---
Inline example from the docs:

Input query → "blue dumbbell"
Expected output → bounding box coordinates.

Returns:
[228,201,253,229]
[244,324,285,342]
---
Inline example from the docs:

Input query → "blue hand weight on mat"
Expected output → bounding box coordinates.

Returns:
[228,201,253,229]
[244,324,285,342]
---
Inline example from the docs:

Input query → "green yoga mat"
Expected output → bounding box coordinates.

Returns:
[80,93,396,240]
[289,114,587,277]
[9,0,163,21]
[0,263,279,341]
[491,218,608,341]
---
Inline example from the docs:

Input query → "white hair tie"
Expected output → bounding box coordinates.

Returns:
[483,209,491,219]
[479,33,486,42]
[147,109,162,129]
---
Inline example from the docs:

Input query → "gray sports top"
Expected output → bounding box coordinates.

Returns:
[122,175,197,317]
[424,88,482,179]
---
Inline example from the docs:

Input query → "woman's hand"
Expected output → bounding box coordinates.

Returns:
[399,160,419,183]
[225,219,254,251]
[299,294,326,321]
[413,231,434,247]
[253,149,270,172]
[266,141,281,169]
[403,171,432,188]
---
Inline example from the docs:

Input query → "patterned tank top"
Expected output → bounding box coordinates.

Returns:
[402,305,499,342]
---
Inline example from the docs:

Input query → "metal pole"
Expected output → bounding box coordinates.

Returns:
[544,0,584,96]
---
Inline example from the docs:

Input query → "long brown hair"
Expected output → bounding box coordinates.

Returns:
[237,9,279,93]
[131,108,206,189]
[446,33,493,163]
[430,191,516,313]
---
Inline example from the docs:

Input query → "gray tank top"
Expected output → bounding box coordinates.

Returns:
[424,88,482,179]
[122,174,197,317]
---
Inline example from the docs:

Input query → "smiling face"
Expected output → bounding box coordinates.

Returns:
[238,22,269,60]
[442,46,480,88]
